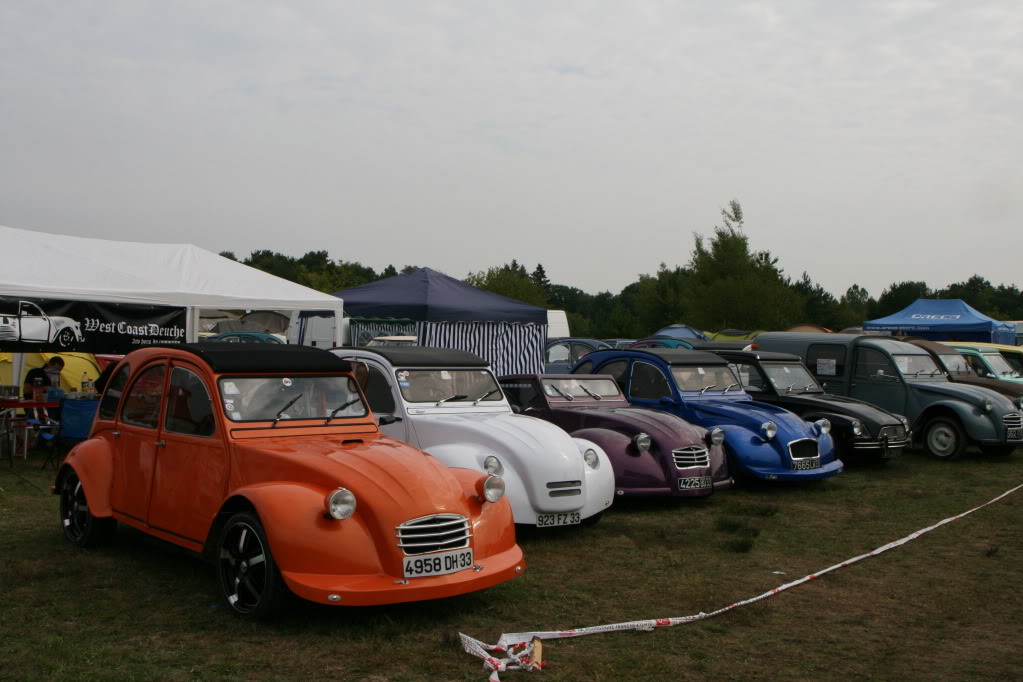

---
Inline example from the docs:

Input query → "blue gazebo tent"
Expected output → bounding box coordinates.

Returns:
[863,299,1015,345]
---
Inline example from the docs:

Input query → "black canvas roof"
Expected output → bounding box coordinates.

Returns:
[592,348,728,366]
[346,347,489,368]
[710,349,802,362]
[158,343,351,374]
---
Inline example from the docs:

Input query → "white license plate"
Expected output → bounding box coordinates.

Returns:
[536,512,580,527]
[678,476,712,490]
[793,458,822,470]
[403,548,474,579]
[1008,428,1021,440]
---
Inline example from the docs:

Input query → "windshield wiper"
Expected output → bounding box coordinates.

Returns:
[578,384,603,399]
[325,397,362,424]
[271,393,304,427]
[723,383,739,392]
[549,385,574,401]
[785,384,794,394]
[699,385,718,395]
[436,394,467,405]
[472,388,500,405]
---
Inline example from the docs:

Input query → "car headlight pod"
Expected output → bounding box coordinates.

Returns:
[583,448,600,469]
[1016,398,1023,410]
[705,427,725,446]
[477,474,506,503]
[761,421,777,441]
[325,488,357,520]
[815,418,831,435]
[895,414,909,428]
[983,398,993,413]
[633,432,652,453]
[483,455,504,476]
[851,419,865,437]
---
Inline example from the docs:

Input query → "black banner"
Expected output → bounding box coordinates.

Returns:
[0,297,187,353]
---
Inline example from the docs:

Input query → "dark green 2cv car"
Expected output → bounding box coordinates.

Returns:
[710,349,910,462]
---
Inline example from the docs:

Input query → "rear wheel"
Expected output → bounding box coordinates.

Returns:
[923,417,966,459]
[59,470,116,547]
[218,512,288,619]
[979,444,1015,457]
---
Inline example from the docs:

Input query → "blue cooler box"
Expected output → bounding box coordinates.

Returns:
[60,399,100,441]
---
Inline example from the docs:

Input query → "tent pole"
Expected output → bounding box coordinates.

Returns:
[11,352,25,393]
[186,306,199,343]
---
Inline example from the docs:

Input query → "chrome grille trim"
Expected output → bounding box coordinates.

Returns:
[546,480,582,489]
[672,445,710,469]
[395,514,471,556]
[788,438,819,460]
[1003,413,1022,428]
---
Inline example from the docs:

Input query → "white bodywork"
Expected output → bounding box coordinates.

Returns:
[335,349,615,525]
[0,301,82,346]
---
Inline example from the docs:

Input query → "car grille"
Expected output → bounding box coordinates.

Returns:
[1003,413,1022,429]
[547,480,582,497]
[789,439,819,459]
[395,514,471,556]
[878,425,909,444]
[672,446,710,469]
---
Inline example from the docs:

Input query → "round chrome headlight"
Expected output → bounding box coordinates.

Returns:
[583,448,600,469]
[815,418,831,435]
[851,420,865,437]
[483,475,506,503]
[633,433,652,453]
[325,488,357,520]
[761,421,777,441]
[983,398,993,413]
[706,427,725,446]
[1016,398,1023,410]
[895,414,909,428]
[483,455,504,477]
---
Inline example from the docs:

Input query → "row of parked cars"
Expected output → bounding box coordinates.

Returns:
[54,333,1022,619]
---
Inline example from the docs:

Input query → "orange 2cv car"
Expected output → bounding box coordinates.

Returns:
[55,344,524,618]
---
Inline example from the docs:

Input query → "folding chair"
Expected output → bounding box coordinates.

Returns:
[24,407,62,469]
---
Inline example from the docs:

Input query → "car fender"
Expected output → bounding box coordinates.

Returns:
[57,439,114,517]
[716,424,781,471]
[918,400,999,442]
[572,437,616,519]
[423,443,529,525]
[572,427,666,485]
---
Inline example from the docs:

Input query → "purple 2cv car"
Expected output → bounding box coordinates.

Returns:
[499,374,733,498]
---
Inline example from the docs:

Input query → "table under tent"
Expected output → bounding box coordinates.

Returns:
[331,267,548,376]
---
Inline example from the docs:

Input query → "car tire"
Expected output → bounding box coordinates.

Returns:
[923,417,966,459]
[218,511,289,619]
[56,327,75,348]
[59,470,116,547]
[979,444,1015,457]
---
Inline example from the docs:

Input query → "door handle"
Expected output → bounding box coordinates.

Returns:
[155,440,166,448]
[112,431,120,437]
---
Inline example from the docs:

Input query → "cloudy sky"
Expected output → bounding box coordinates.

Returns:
[1,1,1020,299]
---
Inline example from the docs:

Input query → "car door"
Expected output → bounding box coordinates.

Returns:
[18,301,51,342]
[625,360,675,412]
[850,348,907,414]
[360,361,409,442]
[110,361,167,523]
[545,341,573,373]
[147,362,228,544]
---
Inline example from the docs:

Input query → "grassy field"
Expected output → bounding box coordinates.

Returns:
[1,446,1021,681]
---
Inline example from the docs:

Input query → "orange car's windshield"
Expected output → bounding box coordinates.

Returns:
[218,375,368,422]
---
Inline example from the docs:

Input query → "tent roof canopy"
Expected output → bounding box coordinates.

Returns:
[0,225,342,313]
[332,267,547,323]
[863,299,1013,334]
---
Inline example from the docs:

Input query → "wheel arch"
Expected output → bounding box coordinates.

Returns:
[56,439,114,517]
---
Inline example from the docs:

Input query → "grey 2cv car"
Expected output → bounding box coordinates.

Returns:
[754,333,1023,458]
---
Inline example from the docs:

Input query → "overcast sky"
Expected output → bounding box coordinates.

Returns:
[1,1,1020,300]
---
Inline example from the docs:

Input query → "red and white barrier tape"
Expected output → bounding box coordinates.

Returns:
[460,482,1023,680]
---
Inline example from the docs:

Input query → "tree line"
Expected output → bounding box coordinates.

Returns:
[222,200,1023,338]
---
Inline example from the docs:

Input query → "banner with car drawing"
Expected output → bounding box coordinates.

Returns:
[0,297,186,353]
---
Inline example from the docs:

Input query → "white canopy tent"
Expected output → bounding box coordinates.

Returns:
[0,225,343,380]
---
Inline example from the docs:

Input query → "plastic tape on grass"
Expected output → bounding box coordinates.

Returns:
[460,482,1023,681]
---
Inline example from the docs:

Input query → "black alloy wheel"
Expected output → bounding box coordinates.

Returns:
[218,512,287,619]
[59,471,115,547]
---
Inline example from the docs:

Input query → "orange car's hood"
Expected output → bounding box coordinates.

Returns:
[233,434,475,523]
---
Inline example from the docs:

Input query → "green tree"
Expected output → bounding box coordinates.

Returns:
[465,262,550,307]
[874,281,931,318]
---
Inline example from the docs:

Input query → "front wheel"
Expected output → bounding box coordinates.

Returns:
[218,512,289,619]
[56,327,75,348]
[59,470,116,547]
[980,444,1016,457]
[923,417,966,459]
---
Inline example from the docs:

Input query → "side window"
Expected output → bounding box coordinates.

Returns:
[590,360,627,392]
[964,355,989,376]
[499,381,542,410]
[733,362,767,392]
[364,366,396,414]
[574,361,593,375]
[545,343,571,364]
[855,349,897,380]
[98,366,131,421]
[571,343,595,362]
[121,365,167,429]
[164,366,215,437]
[629,361,672,400]
[807,344,846,378]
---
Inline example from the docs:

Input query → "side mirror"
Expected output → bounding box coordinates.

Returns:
[377,414,403,426]
[658,396,677,406]
[511,405,522,414]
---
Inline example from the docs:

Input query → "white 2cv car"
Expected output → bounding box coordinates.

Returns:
[333,347,615,527]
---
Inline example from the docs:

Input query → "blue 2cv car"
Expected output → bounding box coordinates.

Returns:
[572,348,843,481]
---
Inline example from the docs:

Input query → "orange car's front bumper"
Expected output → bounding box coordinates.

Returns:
[281,545,525,606]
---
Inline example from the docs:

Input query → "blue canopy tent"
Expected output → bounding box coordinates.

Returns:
[332,268,548,375]
[863,299,1016,344]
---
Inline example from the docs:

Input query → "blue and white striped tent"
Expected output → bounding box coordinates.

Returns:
[334,269,547,376]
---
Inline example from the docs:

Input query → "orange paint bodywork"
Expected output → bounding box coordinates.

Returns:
[58,346,524,606]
